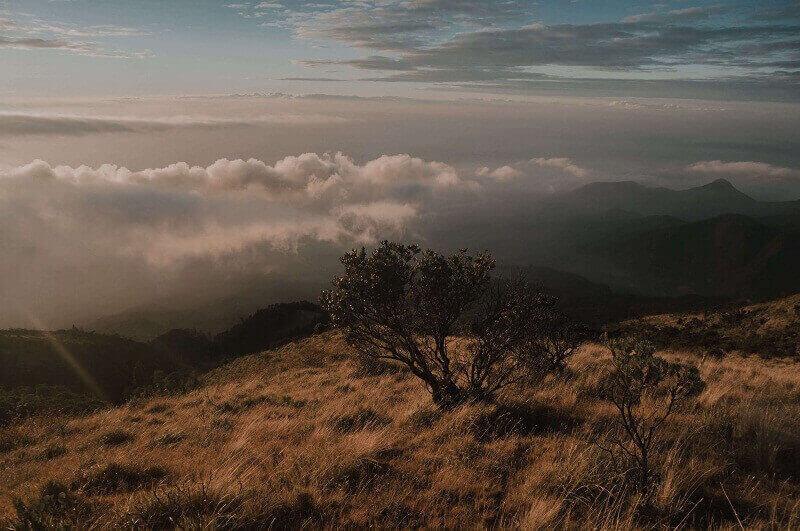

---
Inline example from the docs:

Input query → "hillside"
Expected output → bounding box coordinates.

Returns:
[594,214,800,297]
[0,302,328,418]
[0,329,185,404]
[89,281,325,341]
[616,292,800,358]
[2,332,799,527]
[513,265,714,326]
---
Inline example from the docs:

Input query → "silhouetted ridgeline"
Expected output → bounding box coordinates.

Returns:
[0,302,328,422]
[213,301,327,359]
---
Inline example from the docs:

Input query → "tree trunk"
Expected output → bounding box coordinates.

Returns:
[432,380,463,410]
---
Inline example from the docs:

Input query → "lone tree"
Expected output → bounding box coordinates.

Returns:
[597,338,704,493]
[321,241,551,408]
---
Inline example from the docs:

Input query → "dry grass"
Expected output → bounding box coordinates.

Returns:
[621,293,800,358]
[2,331,800,528]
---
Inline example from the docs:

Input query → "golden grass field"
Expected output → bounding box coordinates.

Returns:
[2,331,800,528]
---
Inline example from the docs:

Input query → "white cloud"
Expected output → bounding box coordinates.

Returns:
[686,160,800,181]
[0,151,596,326]
[529,157,589,179]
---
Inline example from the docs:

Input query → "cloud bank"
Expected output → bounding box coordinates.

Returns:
[0,152,591,326]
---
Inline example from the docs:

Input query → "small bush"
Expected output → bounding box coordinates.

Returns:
[122,484,326,528]
[156,433,184,446]
[11,482,94,529]
[405,405,441,429]
[101,429,135,447]
[470,401,575,441]
[326,449,400,493]
[0,434,35,454]
[75,463,168,495]
[597,338,704,493]
[41,445,67,460]
[146,403,170,414]
[122,484,244,528]
[334,407,391,433]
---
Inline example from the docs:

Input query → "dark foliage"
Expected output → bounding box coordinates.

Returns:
[75,463,167,495]
[596,338,704,493]
[0,385,105,427]
[101,430,135,447]
[150,329,214,367]
[321,242,558,407]
[0,328,184,403]
[212,301,329,359]
[0,302,329,425]
[11,482,94,529]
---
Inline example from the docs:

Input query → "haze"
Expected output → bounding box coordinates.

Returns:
[1,0,799,329]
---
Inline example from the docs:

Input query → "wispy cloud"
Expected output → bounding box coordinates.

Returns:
[0,111,351,136]
[291,1,800,96]
[0,13,148,57]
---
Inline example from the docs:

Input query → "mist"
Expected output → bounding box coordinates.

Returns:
[2,94,800,328]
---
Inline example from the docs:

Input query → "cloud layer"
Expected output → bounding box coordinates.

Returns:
[292,1,800,96]
[0,112,350,136]
[0,152,593,326]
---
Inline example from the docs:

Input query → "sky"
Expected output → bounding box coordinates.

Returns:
[0,0,798,99]
[1,1,800,329]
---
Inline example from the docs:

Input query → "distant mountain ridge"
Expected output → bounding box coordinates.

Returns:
[0,302,328,411]
[546,178,798,221]
[595,213,800,297]
[81,178,800,336]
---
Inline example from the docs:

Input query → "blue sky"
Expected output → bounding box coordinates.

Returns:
[1,0,799,99]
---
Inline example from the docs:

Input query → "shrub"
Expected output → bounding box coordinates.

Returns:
[157,433,184,446]
[334,407,391,433]
[122,484,325,528]
[597,338,704,493]
[75,463,168,495]
[470,401,575,441]
[11,482,94,529]
[531,304,591,372]
[321,241,552,408]
[101,429,135,447]
[325,449,400,493]
[122,484,244,528]
[41,445,67,460]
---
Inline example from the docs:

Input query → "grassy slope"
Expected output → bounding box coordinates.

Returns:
[2,332,800,528]
[617,292,800,358]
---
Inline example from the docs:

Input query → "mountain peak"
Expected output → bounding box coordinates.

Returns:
[686,178,756,203]
[697,178,738,192]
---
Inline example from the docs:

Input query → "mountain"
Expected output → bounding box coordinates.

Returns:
[595,214,800,297]
[212,301,328,359]
[615,292,800,358]
[509,265,712,326]
[545,179,799,221]
[0,329,184,403]
[0,302,328,417]
[89,280,325,340]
